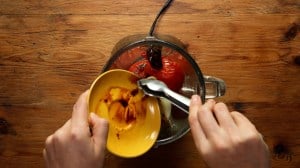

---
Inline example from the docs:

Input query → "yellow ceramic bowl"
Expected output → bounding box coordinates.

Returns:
[88,69,161,158]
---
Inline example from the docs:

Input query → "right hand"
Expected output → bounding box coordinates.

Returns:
[188,95,270,168]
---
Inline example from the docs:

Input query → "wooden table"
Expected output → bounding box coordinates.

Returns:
[1,0,299,167]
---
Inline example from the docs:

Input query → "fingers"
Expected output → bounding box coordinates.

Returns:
[189,95,207,147]
[188,96,243,140]
[89,113,109,155]
[197,99,220,139]
[72,90,89,128]
[231,112,268,151]
[213,103,237,131]
[231,111,255,130]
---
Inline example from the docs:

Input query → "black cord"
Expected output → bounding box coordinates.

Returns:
[149,0,174,36]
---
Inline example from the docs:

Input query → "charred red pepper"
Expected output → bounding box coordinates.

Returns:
[128,45,184,92]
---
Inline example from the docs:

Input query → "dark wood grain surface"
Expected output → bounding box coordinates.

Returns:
[1,0,300,167]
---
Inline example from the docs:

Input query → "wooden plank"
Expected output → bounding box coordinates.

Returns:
[0,0,299,167]
[0,0,299,15]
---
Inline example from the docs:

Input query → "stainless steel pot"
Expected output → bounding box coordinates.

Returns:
[102,34,225,147]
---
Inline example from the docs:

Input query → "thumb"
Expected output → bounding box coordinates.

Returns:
[89,113,109,154]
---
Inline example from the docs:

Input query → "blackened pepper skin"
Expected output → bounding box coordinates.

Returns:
[147,45,163,70]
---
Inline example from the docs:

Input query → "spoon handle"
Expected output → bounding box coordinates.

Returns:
[163,88,190,114]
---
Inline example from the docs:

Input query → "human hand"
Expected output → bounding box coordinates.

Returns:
[188,95,270,168]
[43,90,109,168]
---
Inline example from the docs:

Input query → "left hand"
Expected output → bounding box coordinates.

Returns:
[43,90,109,168]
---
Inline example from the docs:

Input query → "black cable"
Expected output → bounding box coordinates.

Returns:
[149,0,174,36]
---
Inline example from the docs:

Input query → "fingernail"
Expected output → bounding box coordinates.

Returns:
[191,95,200,104]
[90,112,97,119]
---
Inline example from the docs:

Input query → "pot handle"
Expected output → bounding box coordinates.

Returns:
[204,76,226,99]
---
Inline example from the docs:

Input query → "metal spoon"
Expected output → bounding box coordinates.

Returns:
[137,78,190,114]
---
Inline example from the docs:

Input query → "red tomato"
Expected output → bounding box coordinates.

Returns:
[129,57,184,92]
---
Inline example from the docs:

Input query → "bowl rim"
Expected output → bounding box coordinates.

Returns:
[88,69,162,157]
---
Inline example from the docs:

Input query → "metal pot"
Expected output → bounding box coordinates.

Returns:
[102,34,225,147]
